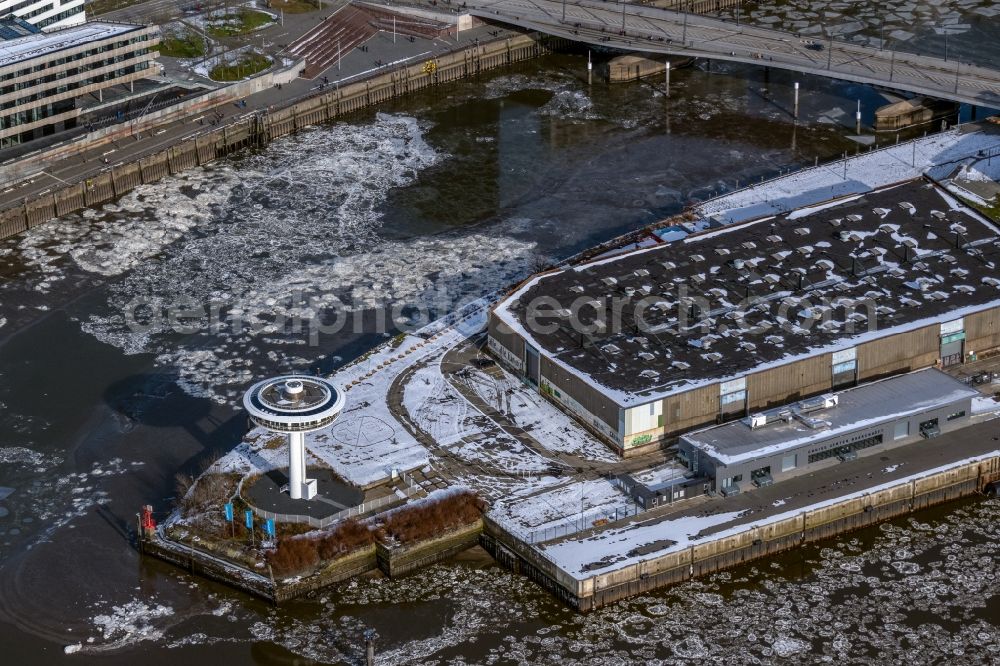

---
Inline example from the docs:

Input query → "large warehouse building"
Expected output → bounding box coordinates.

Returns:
[488,179,1000,455]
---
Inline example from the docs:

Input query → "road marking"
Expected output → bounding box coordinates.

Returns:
[40,171,71,185]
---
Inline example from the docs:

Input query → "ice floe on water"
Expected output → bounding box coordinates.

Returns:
[17,176,230,284]
[538,90,600,122]
[69,599,175,654]
[0,446,60,469]
[0,458,136,557]
[8,113,539,403]
[482,73,569,100]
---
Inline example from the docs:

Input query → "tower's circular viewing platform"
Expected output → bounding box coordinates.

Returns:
[243,375,345,433]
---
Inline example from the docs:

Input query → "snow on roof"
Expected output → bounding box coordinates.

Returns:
[542,449,1000,580]
[0,21,144,70]
[698,126,1000,226]
[492,178,1000,407]
[680,368,979,465]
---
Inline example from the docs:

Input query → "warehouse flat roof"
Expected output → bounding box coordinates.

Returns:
[680,368,979,465]
[0,21,143,70]
[494,180,1000,406]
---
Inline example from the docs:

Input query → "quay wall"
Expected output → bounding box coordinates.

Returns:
[376,520,483,577]
[141,520,486,602]
[0,33,566,241]
[141,530,278,602]
[484,453,1000,611]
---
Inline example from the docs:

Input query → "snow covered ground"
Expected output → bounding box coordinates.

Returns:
[458,364,618,462]
[403,355,557,475]
[972,394,1000,414]
[213,299,489,487]
[489,477,640,544]
[541,509,744,576]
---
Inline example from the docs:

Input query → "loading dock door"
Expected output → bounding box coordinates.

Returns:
[940,332,965,367]
[525,344,540,386]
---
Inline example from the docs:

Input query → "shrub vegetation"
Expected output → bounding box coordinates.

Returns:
[210,52,271,81]
[377,491,485,545]
[267,518,374,577]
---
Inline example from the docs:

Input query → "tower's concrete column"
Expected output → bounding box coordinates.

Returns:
[289,431,305,500]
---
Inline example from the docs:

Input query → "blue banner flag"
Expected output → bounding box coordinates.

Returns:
[265,519,275,537]
[224,503,233,522]
[244,509,253,530]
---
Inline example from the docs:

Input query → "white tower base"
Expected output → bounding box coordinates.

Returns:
[288,431,317,500]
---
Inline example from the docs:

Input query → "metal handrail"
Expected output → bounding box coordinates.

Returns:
[236,470,422,530]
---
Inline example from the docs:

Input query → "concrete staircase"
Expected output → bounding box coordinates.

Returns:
[287,5,378,80]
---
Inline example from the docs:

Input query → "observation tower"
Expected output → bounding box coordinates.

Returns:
[243,375,345,500]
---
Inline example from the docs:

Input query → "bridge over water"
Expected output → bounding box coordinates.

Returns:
[466,0,1000,108]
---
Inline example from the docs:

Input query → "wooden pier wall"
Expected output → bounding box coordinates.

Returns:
[0,33,567,241]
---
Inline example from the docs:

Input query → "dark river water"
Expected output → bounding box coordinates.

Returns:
[0,49,998,664]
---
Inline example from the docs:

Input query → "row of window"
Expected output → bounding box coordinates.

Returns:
[0,57,149,115]
[0,34,150,82]
[36,5,85,28]
[4,0,49,15]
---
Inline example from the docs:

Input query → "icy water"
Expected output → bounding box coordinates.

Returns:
[0,52,998,664]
